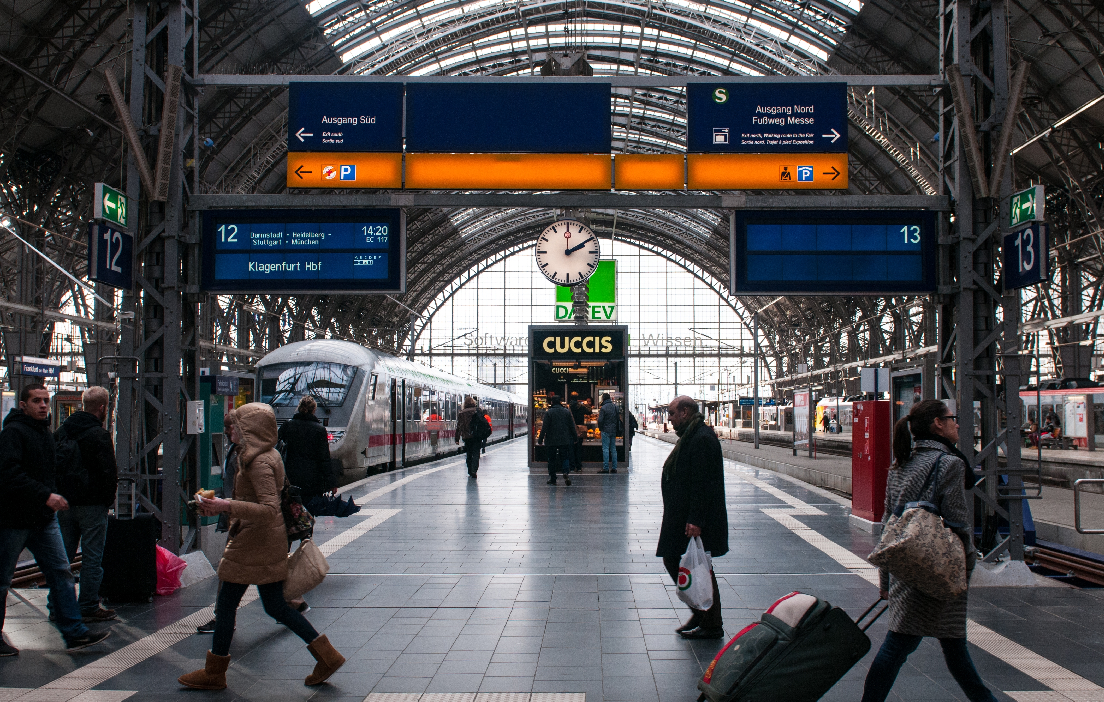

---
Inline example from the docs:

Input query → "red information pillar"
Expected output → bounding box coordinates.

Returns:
[851,400,892,523]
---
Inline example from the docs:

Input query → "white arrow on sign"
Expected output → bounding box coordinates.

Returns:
[103,194,116,213]
[296,127,314,142]
[822,128,841,143]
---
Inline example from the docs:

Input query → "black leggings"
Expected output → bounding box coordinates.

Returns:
[212,581,319,656]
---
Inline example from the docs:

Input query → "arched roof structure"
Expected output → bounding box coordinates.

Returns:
[2,0,1103,372]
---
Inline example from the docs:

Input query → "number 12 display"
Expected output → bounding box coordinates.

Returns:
[201,208,405,293]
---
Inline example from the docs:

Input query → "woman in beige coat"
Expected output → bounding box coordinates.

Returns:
[179,402,344,690]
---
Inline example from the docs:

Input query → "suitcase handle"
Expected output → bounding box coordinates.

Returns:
[856,598,889,632]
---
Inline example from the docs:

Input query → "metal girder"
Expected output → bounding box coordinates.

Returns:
[196,74,944,87]
[937,0,1026,563]
[191,193,951,210]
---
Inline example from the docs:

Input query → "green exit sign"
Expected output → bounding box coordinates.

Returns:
[94,183,129,229]
[1009,184,1044,229]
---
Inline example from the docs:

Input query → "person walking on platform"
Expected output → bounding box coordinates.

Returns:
[197,409,240,635]
[278,396,334,506]
[597,393,620,473]
[182,402,344,690]
[537,394,574,486]
[456,397,489,479]
[861,400,995,702]
[54,386,118,623]
[568,392,587,472]
[656,395,728,640]
[0,384,111,655]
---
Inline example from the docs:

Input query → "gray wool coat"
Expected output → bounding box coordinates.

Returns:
[879,439,976,639]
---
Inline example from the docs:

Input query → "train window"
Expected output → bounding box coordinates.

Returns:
[370,373,379,400]
[405,386,413,421]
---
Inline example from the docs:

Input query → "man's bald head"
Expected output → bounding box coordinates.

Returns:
[667,395,699,430]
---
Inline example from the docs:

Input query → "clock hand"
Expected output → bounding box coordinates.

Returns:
[565,237,594,255]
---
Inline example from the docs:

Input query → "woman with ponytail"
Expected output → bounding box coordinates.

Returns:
[861,400,996,702]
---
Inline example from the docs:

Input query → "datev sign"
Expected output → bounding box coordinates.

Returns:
[530,326,627,360]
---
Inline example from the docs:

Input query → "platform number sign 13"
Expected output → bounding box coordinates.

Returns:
[1003,223,1048,291]
[87,221,134,290]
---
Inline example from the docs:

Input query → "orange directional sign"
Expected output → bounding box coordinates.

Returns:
[687,153,847,190]
[286,152,402,188]
[614,154,685,190]
[405,153,610,190]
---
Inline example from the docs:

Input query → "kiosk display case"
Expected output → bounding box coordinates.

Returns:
[528,325,630,469]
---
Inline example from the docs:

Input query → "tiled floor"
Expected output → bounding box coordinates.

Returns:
[1,436,1102,702]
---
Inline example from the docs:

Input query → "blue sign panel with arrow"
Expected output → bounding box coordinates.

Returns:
[687,82,848,153]
[287,83,404,152]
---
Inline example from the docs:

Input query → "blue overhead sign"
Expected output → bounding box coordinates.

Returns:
[18,356,61,378]
[731,210,936,295]
[87,222,134,290]
[1003,222,1048,291]
[687,83,848,153]
[201,208,405,293]
[287,83,404,152]
[406,83,611,153]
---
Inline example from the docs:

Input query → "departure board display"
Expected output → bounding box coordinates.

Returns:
[201,208,404,293]
[731,210,936,294]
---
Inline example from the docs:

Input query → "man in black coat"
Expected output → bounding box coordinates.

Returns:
[0,384,110,655]
[55,386,118,622]
[278,396,334,504]
[537,394,575,486]
[568,392,587,472]
[656,395,728,640]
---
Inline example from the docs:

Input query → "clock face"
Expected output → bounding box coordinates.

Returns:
[534,220,601,286]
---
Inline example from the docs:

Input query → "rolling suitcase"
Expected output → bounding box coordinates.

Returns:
[698,592,887,702]
[99,514,159,602]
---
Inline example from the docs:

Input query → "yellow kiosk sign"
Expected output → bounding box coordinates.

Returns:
[555,260,616,322]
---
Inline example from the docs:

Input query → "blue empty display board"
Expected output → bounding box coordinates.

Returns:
[201,208,405,293]
[406,83,611,153]
[731,210,936,294]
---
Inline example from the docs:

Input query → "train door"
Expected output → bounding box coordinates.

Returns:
[389,378,398,471]
[400,378,408,467]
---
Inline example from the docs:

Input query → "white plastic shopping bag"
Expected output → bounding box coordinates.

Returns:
[676,536,713,610]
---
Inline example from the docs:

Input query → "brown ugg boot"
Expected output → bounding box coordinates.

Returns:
[178,650,231,690]
[304,634,345,686]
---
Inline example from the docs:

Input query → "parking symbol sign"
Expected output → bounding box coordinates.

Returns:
[339,165,356,181]
[797,166,814,182]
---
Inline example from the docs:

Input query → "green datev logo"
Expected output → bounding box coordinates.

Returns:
[712,88,728,104]
[555,260,616,322]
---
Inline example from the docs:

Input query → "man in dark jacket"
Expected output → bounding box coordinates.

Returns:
[456,396,489,478]
[537,394,574,486]
[278,396,334,504]
[55,386,118,622]
[0,384,110,655]
[656,395,728,640]
[597,393,620,473]
[568,392,587,472]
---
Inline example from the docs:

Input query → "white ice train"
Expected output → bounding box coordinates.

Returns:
[256,340,527,482]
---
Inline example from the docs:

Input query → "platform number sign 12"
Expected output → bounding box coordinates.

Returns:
[87,221,134,290]
[1003,223,1048,291]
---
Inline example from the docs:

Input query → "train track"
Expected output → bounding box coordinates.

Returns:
[724,434,853,457]
[1026,544,1104,587]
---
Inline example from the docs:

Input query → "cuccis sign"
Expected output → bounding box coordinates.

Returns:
[530,326,626,359]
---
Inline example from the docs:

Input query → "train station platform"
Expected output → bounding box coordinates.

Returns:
[644,428,1104,555]
[2,436,1102,702]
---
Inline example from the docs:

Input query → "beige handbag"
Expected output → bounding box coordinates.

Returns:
[284,538,329,600]
[867,457,967,600]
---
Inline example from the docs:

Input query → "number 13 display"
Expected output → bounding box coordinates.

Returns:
[1003,223,1048,291]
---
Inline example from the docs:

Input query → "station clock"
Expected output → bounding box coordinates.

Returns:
[534,220,600,286]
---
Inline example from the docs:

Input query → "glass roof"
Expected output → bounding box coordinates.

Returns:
[305,0,861,78]
[300,0,861,154]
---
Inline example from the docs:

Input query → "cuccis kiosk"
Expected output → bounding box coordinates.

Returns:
[529,324,630,470]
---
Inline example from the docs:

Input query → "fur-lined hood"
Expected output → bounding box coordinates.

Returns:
[234,402,278,467]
